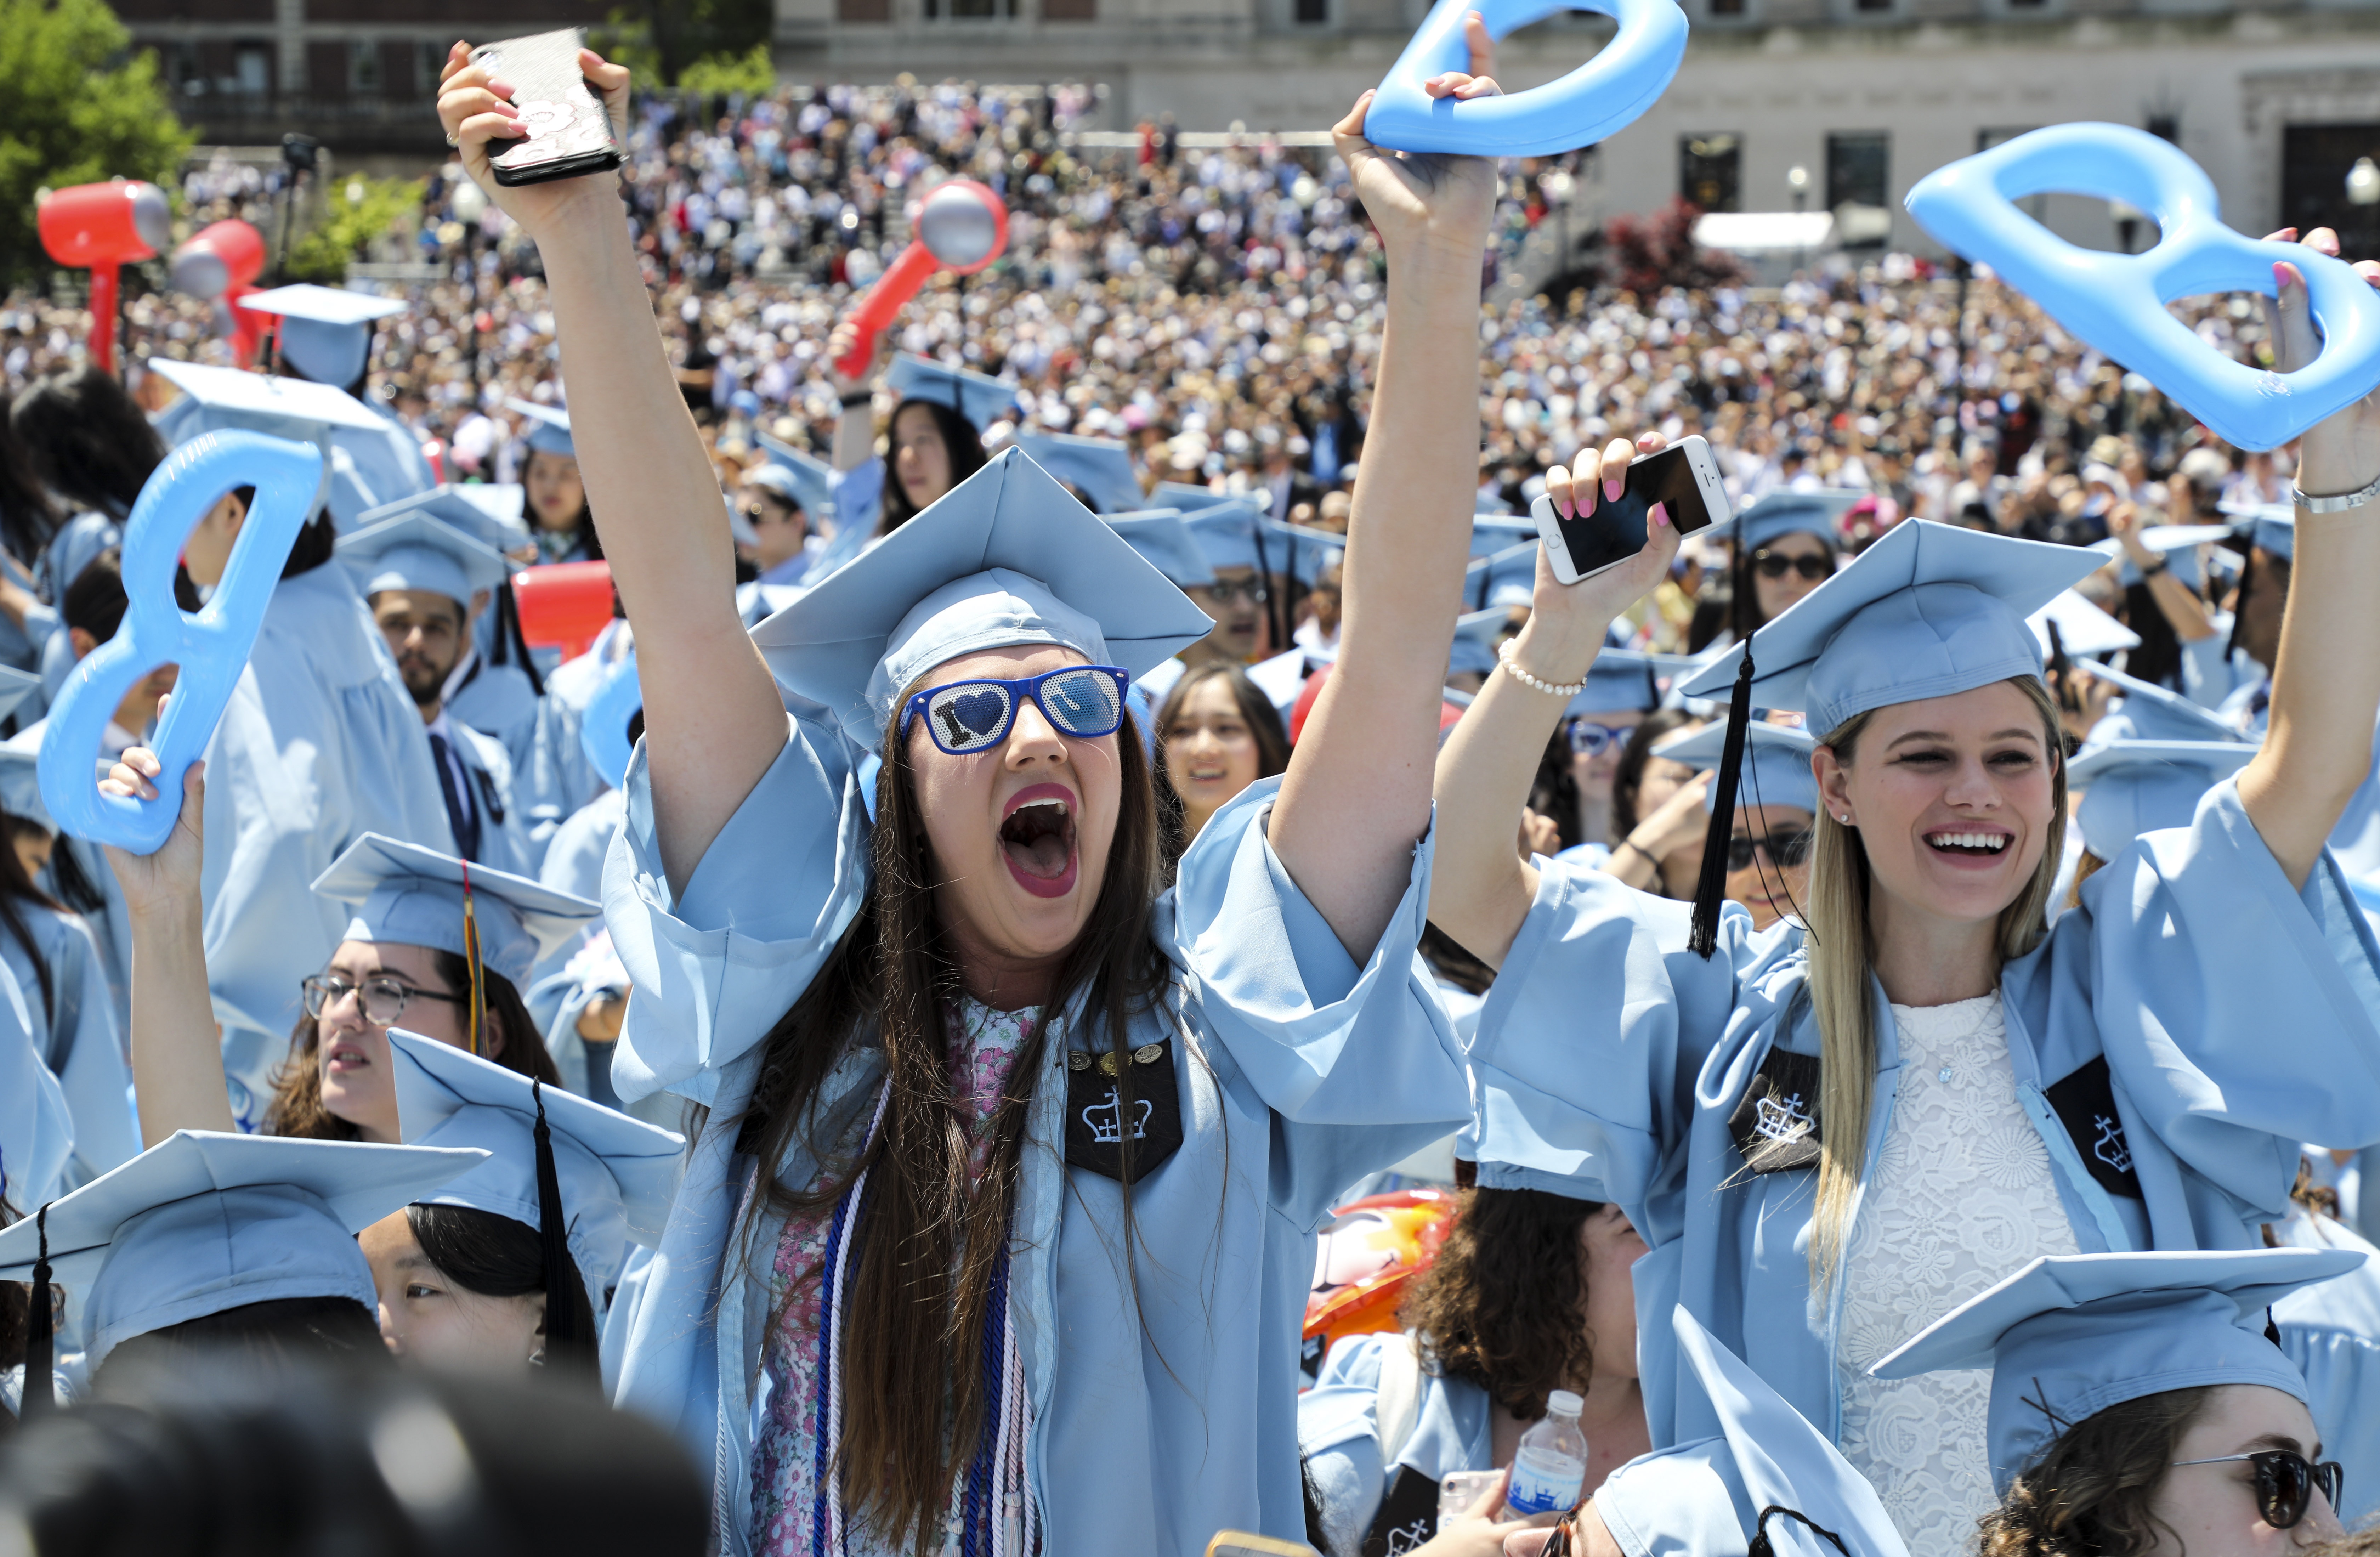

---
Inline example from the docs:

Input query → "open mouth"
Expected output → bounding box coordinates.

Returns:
[1925,829,2012,861]
[324,1039,372,1075]
[999,783,1079,899]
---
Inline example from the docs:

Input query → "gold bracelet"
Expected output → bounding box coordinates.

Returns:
[1495,638,1586,698]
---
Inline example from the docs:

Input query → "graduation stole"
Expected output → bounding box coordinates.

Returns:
[809,1081,1035,1557]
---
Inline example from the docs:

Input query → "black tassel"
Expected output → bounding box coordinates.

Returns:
[530,1081,581,1354]
[23,1204,52,1418]
[1688,643,1757,958]
[2045,618,2077,718]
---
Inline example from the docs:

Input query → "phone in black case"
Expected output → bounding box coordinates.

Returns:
[471,28,624,188]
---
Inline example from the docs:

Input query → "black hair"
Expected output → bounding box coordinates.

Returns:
[0,806,64,1023]
[8,368,164,521]
[525,448,604,562]
[95,1297,386,1389]
[406,1202,599,1374]
[878,398,988,536]
[0,392,61,565]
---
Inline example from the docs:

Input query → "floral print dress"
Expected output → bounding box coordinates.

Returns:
[750,999,1037,1556]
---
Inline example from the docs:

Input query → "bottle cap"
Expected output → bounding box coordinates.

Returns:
[1546,1388,1583,1416]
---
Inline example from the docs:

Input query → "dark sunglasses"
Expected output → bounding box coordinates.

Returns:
[2170,1450,2344,1531]
[1752,550,1833,582]
[1749,1506,1850,1557]
[1203,577,1269,607]
[899,665,1130,756]
[1727,827,1813,872]
[1565,719,1634,757]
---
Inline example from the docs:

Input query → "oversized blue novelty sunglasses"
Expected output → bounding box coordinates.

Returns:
[900,664,1132,755]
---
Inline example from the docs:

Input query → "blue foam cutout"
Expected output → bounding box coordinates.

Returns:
[39,431,322,853]
[1905,123,2380,453]
[1363,0,1688,160]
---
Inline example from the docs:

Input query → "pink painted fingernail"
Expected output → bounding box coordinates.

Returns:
[1605,477,1623,501]
[1651,503,1670,528]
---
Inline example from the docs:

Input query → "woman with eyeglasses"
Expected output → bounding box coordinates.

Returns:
[1875,1249,2358,1557]
[1536,650,1671,859]
[1429,225,2380,1551]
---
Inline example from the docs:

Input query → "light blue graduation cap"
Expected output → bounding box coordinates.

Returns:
[0,1131,484,1371]
[1655,718,1819,817]
[388,1030,682,1328]
[579,654,643,792]
[1470,515,1537,559]
[337,509,512,610]
[2246,507,2295,561]
[1466,539,1540,609]
[1718,489,1861,554]
[753,431,838,520]
[1103,510,1214,590]
[1183,498,1272,576]
[1872,1248,2364,1496]
[883,353,1019,435]
[1449,607,1511,679]
[239,283,407,389]
[749,446,1215,754]
[0,663,40,733]
[2091,522,2234,590]
[506,397,574,459]
[2077,660,2239,743]
[1595,1308,1909,1557]
[1013,431,1143,514]
[356,485,532,557]
[1682,521,2103,734]
[1566,647,1685,718]
[310,833,601,990]
[2028,589,2141,661]
[1152,480,1235,513]
[2067,737,2259,859]
[1261,519,1345,590]
[148,358,391,448]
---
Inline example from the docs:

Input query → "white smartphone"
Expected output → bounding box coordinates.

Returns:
[1533,433,1731,585]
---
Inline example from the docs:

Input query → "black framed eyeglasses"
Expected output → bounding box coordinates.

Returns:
[301,974,465,1026]
[2170,1450,2344,1531]
[1752,549,1833,582]
[1202,577,1269,607]
[1727,827,1813,872]
[1565,719,1633,758]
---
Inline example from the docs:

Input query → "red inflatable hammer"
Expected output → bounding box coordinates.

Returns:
[38,182,171,375]
[832,179,1008,381]
[511,561,616,663]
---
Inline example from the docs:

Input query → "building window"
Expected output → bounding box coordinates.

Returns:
[1710,0,1746,15]
[1681,135,1741,214]
[350,40,384,94]
[1045,0,1096,18]
[1296,0,1330,21]
[2146,114,2178,144]
[1826,131,1888,208]
[232,42,271,96]
[923,0,1017,18]
[1854,0,1892,12]
[2283,123,2380,248]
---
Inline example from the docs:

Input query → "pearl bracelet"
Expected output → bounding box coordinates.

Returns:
[1495,638,1587,698]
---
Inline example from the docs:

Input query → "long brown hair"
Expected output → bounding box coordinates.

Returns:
[732,692,1168,1552]
[265,951,556,1139]
[1153,660,1292,781]
[1975,1387,2213,1556]
[1400,1187,1601,1421]
[1803,675,2067,1285]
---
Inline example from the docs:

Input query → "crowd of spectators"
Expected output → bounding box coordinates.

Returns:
[1,77,2301,606]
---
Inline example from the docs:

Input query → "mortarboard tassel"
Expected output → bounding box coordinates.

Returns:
[2044,618,2077,721]
[530,1080,583,1356]
[1688,639,1757,959]
[459,860,486,1060]
[23,1204,53,1417]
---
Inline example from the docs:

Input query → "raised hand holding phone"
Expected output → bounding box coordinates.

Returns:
[1506,434,1687,690]
[436,38,631,239]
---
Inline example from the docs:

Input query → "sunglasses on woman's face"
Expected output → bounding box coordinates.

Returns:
[1726,828,1813,872]
[1752,549,1833,582]
[899,665,1131,756]
[2170,1450,2344,1531]
[1565,719,1633,757]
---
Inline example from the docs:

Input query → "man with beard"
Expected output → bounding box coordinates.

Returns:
[336,511,530,875]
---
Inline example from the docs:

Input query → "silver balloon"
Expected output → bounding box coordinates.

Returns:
[914,183,1000,270]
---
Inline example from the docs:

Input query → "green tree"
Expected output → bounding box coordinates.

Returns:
[0,0,194,283]
[600,0,772,88]
[283,174,424,284]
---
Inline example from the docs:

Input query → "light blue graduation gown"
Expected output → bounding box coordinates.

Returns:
[2,720,132,1035]
[35,510,122,615]
[0,901,136,1189]
[442,647,542,779]
[1467,778,2380,1454]
[520,625,629,862]
[599,720,1466,1557]
[1301,1332,1495,1557]
[200,562,452,1127]
[2270,1206,2380,1529]
[0,948,73,1212]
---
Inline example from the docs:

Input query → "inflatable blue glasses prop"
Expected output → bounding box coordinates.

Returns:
[1362,0,1688,159]
[1904,123,2380,453]
[38,429,322,853]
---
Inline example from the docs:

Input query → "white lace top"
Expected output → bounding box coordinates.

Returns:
[1835,993,2080,1554]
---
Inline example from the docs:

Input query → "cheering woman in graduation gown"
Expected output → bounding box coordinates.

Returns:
[1427,236,2380,1547]
[438,43,1500,1557]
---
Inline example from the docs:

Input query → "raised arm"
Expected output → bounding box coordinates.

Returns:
[2238,228,2380,890]
[98,754,237,1143]
[438,45,786,891]
[1427,448,1678,968]
[1265,27,1502,961]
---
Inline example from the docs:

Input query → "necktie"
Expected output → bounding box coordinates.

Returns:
[429,730,481,862]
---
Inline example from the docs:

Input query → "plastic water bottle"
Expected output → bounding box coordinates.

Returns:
[1504,1390,1590,1517]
